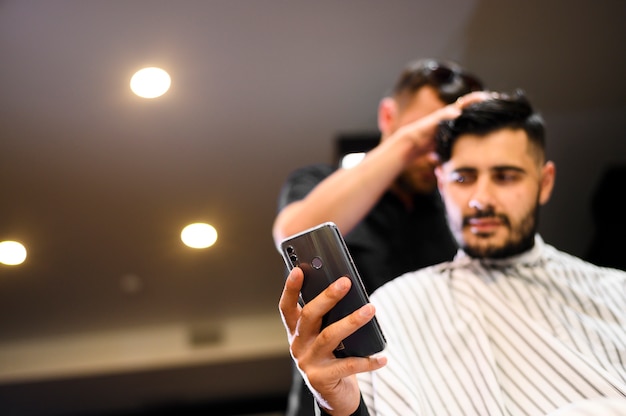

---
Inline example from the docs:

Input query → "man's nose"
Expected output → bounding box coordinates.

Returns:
[469,199,485,210]
[468,179,494,211]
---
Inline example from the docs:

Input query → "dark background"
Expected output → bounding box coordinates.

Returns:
[1,1,625,415]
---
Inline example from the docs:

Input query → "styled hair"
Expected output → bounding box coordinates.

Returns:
[435,90,546,163]
[391,58,484,106]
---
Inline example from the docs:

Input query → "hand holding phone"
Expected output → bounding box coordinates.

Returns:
[279,222,386,357]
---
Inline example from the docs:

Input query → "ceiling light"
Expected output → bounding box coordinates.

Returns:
[181,223,218,249]
[130,67,171,98]
[0,240,27,266]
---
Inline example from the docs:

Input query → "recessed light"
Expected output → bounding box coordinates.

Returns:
[0,240,27,266]
[130,67,171,98]
[181,223,218,249]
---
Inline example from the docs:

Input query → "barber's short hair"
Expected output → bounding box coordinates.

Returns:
[391,58,484,105]
[435,90,546,163]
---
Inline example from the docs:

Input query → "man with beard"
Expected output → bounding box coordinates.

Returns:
[273,58,484,416]
[278,91,626,416]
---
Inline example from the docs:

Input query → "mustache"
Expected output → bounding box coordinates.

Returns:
[462,209,510,227]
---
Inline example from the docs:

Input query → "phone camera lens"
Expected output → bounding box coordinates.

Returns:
[289,254,298,263]
[286,245,295,254]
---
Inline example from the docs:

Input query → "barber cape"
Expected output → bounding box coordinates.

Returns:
[358,235,626,415]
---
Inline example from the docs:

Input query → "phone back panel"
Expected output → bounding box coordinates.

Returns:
[280,222,386,357]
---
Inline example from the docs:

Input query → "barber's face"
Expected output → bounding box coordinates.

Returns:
[435,129,554,258]
[391,86,446,194]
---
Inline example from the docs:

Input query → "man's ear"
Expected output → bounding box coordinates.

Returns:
[539,161,556,205]
[378,97,397,139]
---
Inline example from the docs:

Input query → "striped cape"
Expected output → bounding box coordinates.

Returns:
[358,235,626,415]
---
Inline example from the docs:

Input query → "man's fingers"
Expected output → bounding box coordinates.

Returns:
[280,271,354,352]
[278,267,304,334]
[434,91,495,122]
[455,90,498,109]
[315,302,377,356]
[307,353,388,390]
[297,276,352,338]
[400,90,499,154]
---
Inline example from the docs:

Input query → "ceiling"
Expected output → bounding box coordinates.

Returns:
[1,1,625,415]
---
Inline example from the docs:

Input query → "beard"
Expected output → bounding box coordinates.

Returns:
[460,202,540,259]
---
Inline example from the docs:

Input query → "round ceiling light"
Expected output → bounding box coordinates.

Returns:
[130,67,171,98]
[0,240,27,266]
[181,223,218,249]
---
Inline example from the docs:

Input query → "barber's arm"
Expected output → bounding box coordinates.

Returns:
[271,91,492,246]
[278,267,386,416]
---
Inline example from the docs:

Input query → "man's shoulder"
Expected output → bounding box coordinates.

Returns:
[371,261,452,295]
[277,163,337,209]
[280,163,335,188]
[545,243,625,272]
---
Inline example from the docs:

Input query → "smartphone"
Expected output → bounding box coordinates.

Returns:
[279,222,386,358]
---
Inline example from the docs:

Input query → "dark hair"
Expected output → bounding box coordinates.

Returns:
[391,58,484,106]
[435,90,546,163]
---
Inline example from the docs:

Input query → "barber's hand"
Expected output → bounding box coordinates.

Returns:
[279,267,387,416]
[398,90,496,156]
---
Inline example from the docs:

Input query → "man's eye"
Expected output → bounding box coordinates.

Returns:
[495,172,520,182]
[451,172,474,183]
